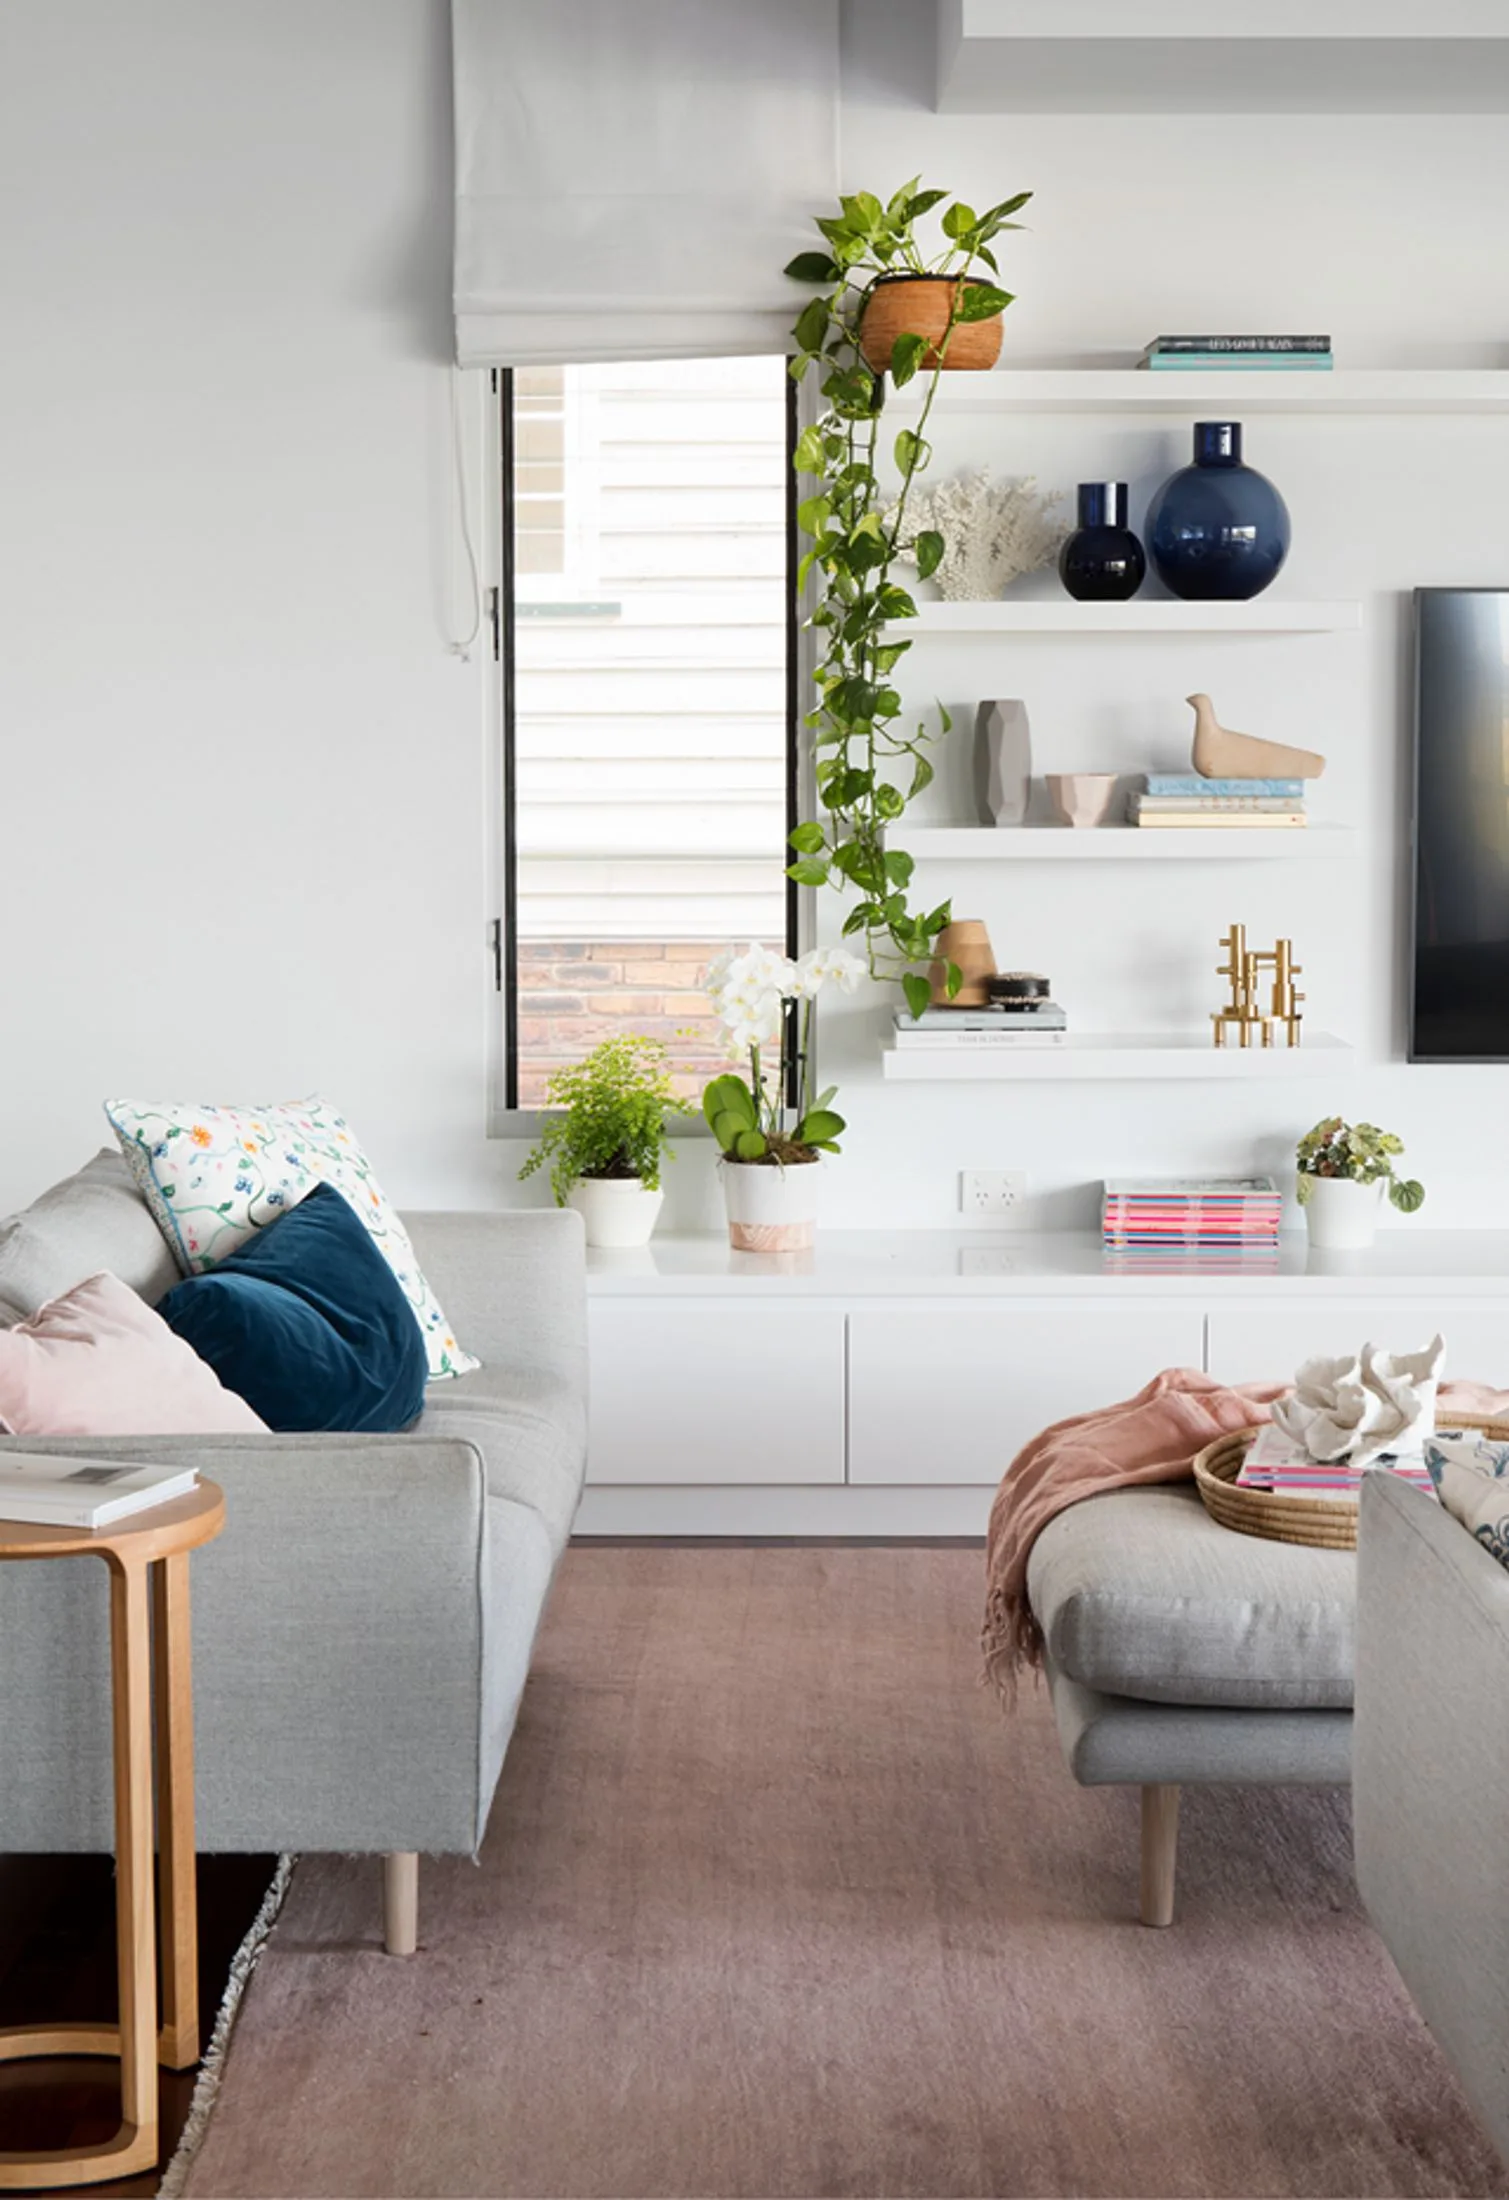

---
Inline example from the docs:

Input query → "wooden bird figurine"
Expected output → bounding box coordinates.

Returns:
[1188,692,1326,781]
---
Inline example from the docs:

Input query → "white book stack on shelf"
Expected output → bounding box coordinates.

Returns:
[0,1453,199,1529]
[892,1004,1068,1051]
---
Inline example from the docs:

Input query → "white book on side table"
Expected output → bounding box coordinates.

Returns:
[0,1453,200,1530]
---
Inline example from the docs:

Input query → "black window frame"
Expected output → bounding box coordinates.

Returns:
[496,362,801,1114]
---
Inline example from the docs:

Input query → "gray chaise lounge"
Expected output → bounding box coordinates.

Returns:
[0,1153,587,1953]
[1028,1483,1353,1925]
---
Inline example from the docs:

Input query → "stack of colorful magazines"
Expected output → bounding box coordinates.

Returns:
[1102,1176,1283,1252]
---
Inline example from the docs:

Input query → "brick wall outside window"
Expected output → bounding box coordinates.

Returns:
[516,940,782,1110]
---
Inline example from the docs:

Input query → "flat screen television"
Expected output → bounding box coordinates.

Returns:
[1411,588,1509,1061]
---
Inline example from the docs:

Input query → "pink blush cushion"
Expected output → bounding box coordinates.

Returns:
[0,1272,269,1436]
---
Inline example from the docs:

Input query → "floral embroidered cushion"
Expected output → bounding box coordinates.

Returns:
[102,1095,476,1380]
[1425,1430,1509,1569]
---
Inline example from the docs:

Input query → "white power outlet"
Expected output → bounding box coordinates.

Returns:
[960,1169,1027,1217]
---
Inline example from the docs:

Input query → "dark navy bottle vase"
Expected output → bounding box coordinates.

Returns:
[1145,422,1290,601]
[1058,481,1145,602]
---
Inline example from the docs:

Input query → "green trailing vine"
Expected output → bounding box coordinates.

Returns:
[784,179,1031,1019]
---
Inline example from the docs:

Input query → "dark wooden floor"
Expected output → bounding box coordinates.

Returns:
[0,1853,276,2196]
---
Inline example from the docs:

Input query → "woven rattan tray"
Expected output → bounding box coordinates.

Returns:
[1193,1416,1509,1550]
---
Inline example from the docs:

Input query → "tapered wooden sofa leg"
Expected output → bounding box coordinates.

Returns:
[1139,1784,1179,1928]
[384,1852,418,1955]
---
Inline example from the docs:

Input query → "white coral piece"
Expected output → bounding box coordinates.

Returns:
[899,470,1068,602]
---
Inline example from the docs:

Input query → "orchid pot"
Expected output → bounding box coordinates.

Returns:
[700,944,867,1254]
[720,1155,822,1254]
[567,1177,665,1251]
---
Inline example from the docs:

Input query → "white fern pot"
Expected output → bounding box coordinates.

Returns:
[1303,1175,1384,1251]
[720,1158,822,1253]
[567,1177,664,1250]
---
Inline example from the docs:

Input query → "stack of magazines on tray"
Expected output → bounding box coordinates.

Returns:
[1127,774,1309,831]
[1102,1176,1283,1261]
[1235,1422,1436,1498]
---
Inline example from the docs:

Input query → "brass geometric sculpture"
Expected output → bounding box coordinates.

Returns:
[1212,923,1305,1047]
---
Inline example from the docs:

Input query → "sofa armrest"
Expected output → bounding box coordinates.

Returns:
[1354,1470,1509,2164]
[403,1208,586,1389]
[0,1432,500,1854]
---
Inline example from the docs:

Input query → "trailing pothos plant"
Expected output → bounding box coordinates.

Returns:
[784,178,1031,1021]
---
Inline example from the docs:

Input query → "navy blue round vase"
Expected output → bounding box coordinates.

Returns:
[1059,482,1145,602]
[1146,423,1290,601]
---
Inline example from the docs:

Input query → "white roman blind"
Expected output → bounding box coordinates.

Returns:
[451,0,839,368]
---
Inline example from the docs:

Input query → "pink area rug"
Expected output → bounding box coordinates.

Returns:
[181,1545,1504,2199]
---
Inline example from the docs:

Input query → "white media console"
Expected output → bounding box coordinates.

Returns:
[575,1231,1509,1536]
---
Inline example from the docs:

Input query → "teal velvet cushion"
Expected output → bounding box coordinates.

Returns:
[157,1184,427,1433]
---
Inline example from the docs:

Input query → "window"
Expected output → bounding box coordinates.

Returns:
[501,356,795,1111]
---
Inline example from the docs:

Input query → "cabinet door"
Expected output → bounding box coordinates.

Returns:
[1206,1305,1509,1388]
[847,1306,1206,1486]
[587,1305,845,1484]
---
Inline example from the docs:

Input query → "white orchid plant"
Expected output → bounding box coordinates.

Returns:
[701,944,866,1165]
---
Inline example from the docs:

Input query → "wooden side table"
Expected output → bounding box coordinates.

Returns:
[0,1480,225,2190]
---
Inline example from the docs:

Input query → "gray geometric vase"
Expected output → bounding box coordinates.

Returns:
[973,699,1031,827]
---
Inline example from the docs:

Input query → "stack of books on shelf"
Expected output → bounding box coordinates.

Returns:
[1235,1423,1436,1499]
[1127,774,1309,830]
[1102,1176,1283,1256]
[1138,334,1333,372]
[891,1002,1067,1054]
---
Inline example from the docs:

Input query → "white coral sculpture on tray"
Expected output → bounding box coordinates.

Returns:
[898,470,1067,601]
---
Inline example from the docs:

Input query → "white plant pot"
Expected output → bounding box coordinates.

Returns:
[567,1176,664,1250]
[720,1157,822,1252]
[1302,1174,1384,1251]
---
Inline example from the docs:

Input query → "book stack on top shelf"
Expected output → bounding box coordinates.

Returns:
[1139,334,1333,372]
[1127,774,1309,830]
[1102,1177,1284,1259]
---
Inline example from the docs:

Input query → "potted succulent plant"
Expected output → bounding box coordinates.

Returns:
[519,1034,679,1249]
[701,946,865,1251]
[1296,1117,1425,1251]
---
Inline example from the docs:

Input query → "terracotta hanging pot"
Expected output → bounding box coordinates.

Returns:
[858,274,1003,375]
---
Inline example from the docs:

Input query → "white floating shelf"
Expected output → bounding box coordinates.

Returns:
[891,600,1361,636]
[881,1033,1354,1082]
[901,825,1349,861]
[936,13,1509,119]
[886,370,1509,416]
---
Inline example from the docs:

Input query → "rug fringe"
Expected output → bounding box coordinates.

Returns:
[156,1854,296,2199]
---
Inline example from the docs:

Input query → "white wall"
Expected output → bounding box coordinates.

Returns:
[2,0,1507,1230]
[0,1,495,1214]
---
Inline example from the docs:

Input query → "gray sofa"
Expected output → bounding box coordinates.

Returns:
[0,1153,587,1953]
[1355,1470,1509,2165]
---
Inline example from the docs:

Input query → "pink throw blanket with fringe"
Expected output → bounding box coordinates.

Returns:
[982,1366,1509,1703]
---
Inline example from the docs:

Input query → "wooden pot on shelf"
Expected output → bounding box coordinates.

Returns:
[858,275,1003,375]
[929,919,996,1007]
